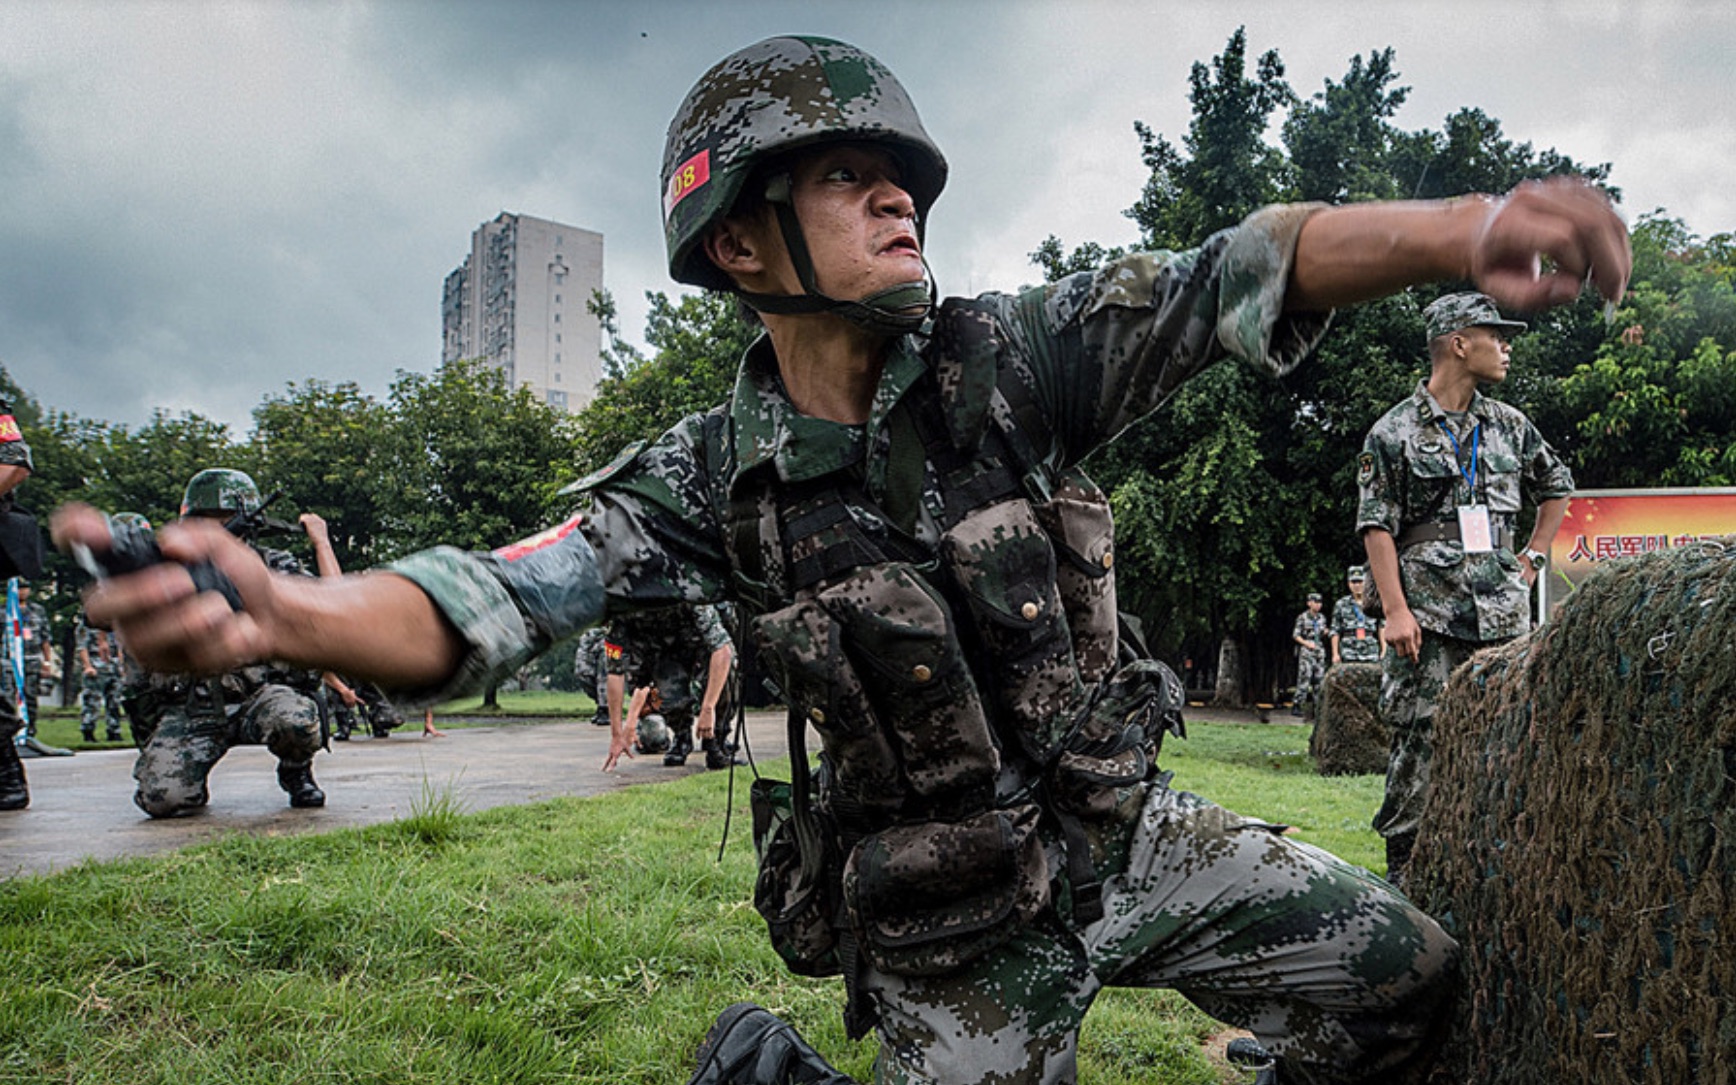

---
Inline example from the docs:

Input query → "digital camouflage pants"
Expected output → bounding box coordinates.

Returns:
[1294,649,1326,709]
[1372,630,1494,853]
[867,782,1458,1085]
[132,684,322,818]
[81,663,124,738]
[3,654,42,735]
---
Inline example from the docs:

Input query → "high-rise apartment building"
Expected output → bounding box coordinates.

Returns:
[442,212,604,412]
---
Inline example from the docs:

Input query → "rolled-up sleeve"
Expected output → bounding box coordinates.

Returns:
[386,519,606,705]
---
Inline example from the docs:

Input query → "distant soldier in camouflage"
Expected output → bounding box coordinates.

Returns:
[602,604,735,769]
[0,397,33,810]
[1358,292,1574,881]
[6,583,54,737]
[1329,566,1382,665]
[60,35,1631,1085]
[77,617,125,741]
[572,626,610,726]
[1290,593,1327,716]
[123,470,327,817]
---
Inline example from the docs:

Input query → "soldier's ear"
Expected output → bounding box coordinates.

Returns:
[702,216,768,280]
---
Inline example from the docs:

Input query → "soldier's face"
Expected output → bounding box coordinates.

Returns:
[781,143,924,299]
[1457,326,1512,383]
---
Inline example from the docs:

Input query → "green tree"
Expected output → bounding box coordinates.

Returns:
[571,289,756,473]
[380,358,581,560]
[250,379,393,569]
[1559,215,1736,487]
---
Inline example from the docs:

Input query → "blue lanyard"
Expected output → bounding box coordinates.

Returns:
[1437,419,1480,496]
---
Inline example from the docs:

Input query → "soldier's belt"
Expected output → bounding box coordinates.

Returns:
[1395,519,1513,551]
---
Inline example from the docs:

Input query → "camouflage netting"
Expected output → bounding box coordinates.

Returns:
[1308,662,1386,776]
[1409,540,1736,1085]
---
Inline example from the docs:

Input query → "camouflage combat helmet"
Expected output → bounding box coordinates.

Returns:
[181,468,261,518]
[110,511,153,531]
[636,713,672,755]
[661,35,948,332]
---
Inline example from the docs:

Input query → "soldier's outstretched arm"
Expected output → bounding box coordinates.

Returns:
[1286,176,1629,314]
[52,503,465,688]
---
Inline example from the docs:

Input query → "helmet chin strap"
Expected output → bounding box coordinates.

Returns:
[737,172,936,336]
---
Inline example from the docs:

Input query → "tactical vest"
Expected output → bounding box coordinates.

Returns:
[716,300,1182,1036]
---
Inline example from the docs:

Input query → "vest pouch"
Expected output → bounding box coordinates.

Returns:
[752,598,904,820]
[816,564,999,808]
[1031,474,1119,685]
[1051,658,1180,818]
[941,499,1080,760]
[843,803,1050,977]
[750,777,841,978]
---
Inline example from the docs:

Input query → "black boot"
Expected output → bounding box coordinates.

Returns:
[703,737,741,771]
[665,725,693,767]
[0,740,28,811]
[277,761,326,808]
[688,1002,854,1085]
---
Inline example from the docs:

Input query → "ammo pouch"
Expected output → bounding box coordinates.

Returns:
[750,776,841,978]
[842,803,1049,978]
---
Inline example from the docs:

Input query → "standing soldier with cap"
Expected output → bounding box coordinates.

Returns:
[1290,592,1328,716]
[1329,566,1382,666]
[121,469,327,816]
[1357,291,1574,882]
[76,615,125,741]
[0,395,33,810]
[58,34,1631,1085]
[7,583,55,741]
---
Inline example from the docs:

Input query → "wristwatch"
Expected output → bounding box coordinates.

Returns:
[1521,547,1549,569]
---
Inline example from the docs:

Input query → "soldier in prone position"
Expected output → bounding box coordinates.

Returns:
[58,35,1629,1085]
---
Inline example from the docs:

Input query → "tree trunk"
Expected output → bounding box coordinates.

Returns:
[1212,636,1245,708]
[481,681,500,709]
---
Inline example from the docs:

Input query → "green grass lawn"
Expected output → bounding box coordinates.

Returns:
[1,714,1386,1084]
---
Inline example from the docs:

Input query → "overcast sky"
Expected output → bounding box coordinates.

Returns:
[3,0,1731,433]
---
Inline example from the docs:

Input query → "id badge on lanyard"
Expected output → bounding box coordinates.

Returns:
[1440,419,1493,553]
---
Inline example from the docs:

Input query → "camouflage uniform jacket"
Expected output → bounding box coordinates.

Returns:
[16,601,49,662]
[1356,381,1573,642]
[1292,610,1327,660]
[604,603,732,677]
[1329,594,1380,662]
[389,203,1327,705]
[0,399,33,481]
[76,620,119,671]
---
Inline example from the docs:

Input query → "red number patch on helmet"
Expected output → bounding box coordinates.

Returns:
[663,149,711,217]
[0,416,20,443]
[493,515,583,562]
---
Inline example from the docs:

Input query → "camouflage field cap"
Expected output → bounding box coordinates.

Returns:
[1347,565,1367,581]
[1307,592,1323,602]
[110,511,153,532]
[661,35,948,291]
[636,712,672,754]
[181,468,261,518]
[1423,292,1527,340]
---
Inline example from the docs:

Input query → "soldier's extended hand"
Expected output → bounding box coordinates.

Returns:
[1469,177,1631,312]
[1384,609,1423,663]
[696,703,716,742]
[602,722,635,773]
[298,512,329,545]
[52,503,279,675]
